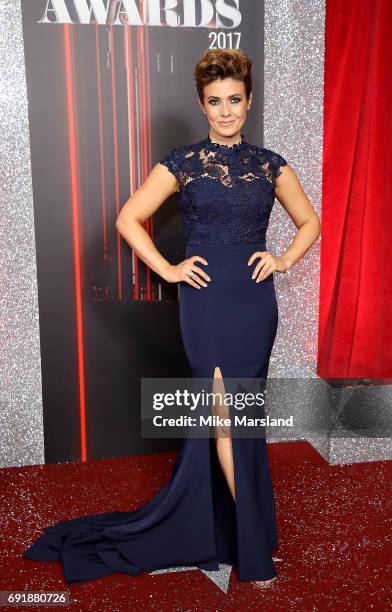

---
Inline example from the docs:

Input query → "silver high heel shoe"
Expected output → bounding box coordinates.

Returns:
[251,576,277,588]
[251,556,282,588]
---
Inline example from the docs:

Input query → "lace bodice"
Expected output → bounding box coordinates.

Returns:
[159,134,288,245]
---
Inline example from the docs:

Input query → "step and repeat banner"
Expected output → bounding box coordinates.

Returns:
[20,1,264,462]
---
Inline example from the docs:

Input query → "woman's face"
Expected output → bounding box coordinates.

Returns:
[198,77,251,141]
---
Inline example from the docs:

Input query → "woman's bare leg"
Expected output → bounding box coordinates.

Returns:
[212,366,235,500]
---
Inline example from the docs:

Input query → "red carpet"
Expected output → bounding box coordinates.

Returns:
[1,442,390,610]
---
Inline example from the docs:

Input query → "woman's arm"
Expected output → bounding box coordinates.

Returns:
[116,163,179,282]
[116,163,210,289]
[274,164,321,271]
[248,164,321,281]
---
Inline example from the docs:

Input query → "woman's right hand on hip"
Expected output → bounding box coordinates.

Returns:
[165,256,211,289]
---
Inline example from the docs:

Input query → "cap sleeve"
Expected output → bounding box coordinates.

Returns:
[262,148,288,180]
[159,147,183,187]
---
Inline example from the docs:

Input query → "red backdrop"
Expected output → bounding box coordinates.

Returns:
[318,0,392,378]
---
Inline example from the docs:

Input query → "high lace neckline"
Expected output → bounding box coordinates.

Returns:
[204,133,247,151]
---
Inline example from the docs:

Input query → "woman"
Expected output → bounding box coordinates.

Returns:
[23,48,321,589]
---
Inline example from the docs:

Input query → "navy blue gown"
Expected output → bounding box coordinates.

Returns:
[22,133,287,583]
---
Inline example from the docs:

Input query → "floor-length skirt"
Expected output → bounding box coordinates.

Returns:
[22,241,279,583]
